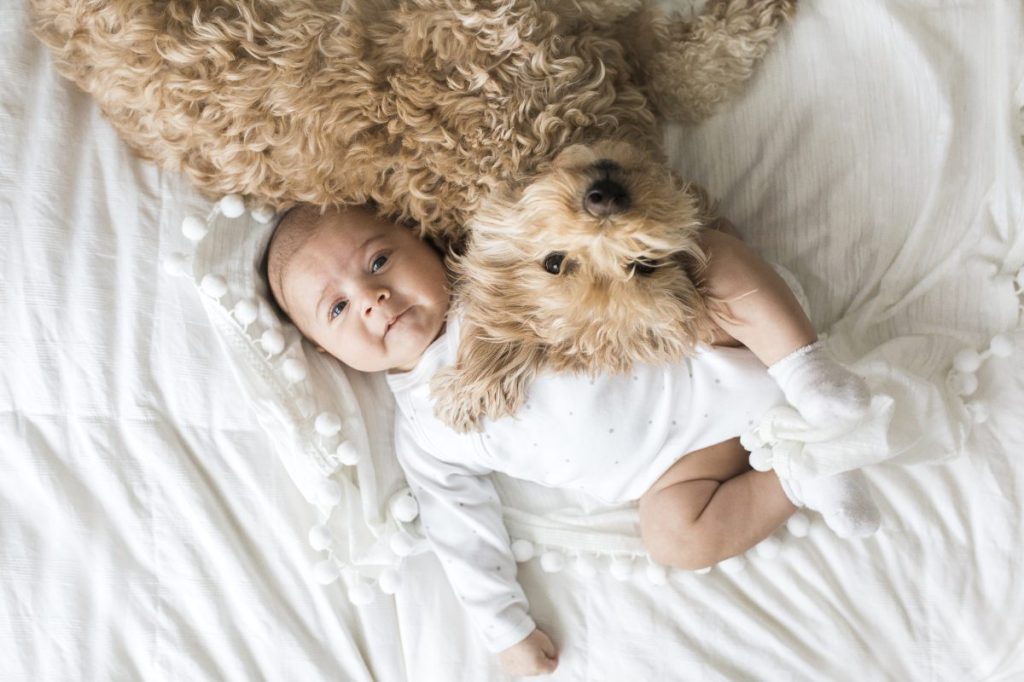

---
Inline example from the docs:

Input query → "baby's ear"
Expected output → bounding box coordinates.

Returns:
[430,320,545,433]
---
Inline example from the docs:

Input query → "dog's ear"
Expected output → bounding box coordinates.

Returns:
[430,319,545,433]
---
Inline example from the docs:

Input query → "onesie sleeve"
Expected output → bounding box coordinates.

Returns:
[394,418,536,653]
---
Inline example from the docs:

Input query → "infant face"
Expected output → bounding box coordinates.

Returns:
[278,209,449,372]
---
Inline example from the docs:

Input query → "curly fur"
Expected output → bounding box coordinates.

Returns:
[31,0,797,432]
[431,141,723,432]
[31,0,796,247]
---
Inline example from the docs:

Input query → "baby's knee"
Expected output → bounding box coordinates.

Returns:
[639,505,718,571]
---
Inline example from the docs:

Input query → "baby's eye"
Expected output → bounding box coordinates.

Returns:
[371,254,389,272]
[329,300,347,321]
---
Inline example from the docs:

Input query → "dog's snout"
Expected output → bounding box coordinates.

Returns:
[583,178,630,217]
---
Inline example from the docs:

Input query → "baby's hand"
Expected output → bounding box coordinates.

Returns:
[498,627,559,677]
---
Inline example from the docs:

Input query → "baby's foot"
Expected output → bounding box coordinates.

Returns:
[780,469,881,538]
[767,341,870,428]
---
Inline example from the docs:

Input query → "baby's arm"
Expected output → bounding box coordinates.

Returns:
[699,227,869,427]
[394,421,558,676]
[700,227,815,366]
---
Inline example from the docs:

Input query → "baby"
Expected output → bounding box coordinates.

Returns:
[264,204,879,677]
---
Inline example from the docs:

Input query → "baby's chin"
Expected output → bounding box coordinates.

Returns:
[384,328,437,374]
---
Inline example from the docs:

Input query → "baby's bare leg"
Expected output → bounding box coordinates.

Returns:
[700,228,815,365]
[638,438,795,570]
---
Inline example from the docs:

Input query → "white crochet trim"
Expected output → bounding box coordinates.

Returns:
[502,519,808,581]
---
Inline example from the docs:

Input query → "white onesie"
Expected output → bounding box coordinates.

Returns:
[385,314,785,652]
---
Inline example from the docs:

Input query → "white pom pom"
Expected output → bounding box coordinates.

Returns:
[540,550,566,573]
[755,536,782,560]
[748,447,773,472]
[786,512,811,537]
[645,562,668,586]
[951,372,978,396]
[573,554,597,578]
[739,431,763,451]
[718,555,746,574]
[990,334,1013,358]
[511,540,535,563]
[389,531,416,557]
[609,556,633,581]
[348,581,375,605]
[308,524,332,551]
[335,441,362,466]
[232,298,258,326]
[966,402,990,424]
[282,358,308,383]
[219,194,246,218]
[378,568,401,595]
[953,349,982,374]
[389,490,419,523]
[200,274,228,299]
[315,412,342,437]
[162,252,190,277]
[250,205,276,223]
[315,479,342,507]
[313,560,340,585]
[181,215,208,241]
[260,328,285,356]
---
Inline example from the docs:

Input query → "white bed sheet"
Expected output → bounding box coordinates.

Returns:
[3,1,1024,681]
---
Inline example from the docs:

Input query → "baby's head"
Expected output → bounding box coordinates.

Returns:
[265,205,450,373]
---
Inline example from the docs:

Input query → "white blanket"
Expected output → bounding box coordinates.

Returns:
[2,1,1023,680]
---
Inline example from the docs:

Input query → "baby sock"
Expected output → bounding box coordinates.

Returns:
[780,470,881,538]
[767,341,870,428]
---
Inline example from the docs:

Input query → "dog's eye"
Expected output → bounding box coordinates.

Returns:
[543,252,566,275]
[629,259,658,276]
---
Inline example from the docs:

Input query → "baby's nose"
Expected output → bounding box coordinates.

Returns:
[363,288,389,315]
[583,178,631,217]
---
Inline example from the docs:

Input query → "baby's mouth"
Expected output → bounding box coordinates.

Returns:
[385,308,408,337]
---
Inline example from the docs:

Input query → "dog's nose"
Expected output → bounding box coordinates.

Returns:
[583,178,630,217]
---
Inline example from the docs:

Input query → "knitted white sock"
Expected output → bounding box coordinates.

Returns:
[767,341,870,428]
[780,470,880,538]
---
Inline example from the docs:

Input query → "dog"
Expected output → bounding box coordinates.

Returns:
[31,0,797,250]
[431,140,730,432]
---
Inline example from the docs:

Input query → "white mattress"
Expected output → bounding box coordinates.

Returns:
[2,1,1023,680]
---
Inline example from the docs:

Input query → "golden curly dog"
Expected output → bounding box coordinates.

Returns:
[431,140,729,431]
[31,0,796,249]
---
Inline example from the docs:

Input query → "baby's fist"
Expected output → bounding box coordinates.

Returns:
[498,627,559,677]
